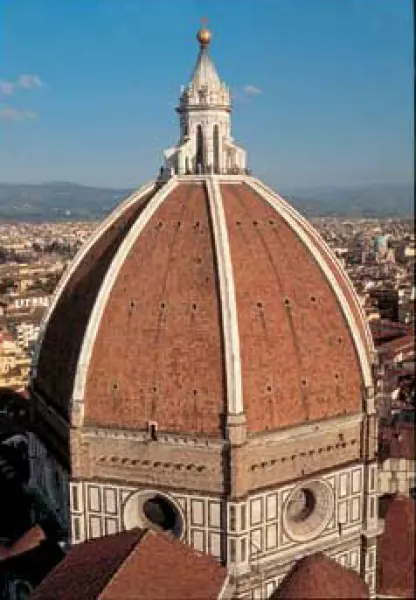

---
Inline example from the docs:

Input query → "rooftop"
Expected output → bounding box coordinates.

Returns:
[31,528,229,600]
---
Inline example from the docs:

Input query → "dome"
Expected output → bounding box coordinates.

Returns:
[271,552,369,599]
[31,175,373,439]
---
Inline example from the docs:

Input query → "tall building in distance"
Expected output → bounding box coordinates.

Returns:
[28,26,381,598]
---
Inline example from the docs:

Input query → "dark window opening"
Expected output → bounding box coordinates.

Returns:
[196,124,204,173]
[213,124,220,173]
[149,423,158,441]
[286,488,316,523]
[143,496,177,531]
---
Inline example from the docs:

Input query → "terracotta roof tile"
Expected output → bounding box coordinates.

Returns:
[0,524,46,561]
[84,183,225,435]
[377,494,415,598]
[34,189,155,420]
[31,528,228,600]
[32,180,370,438]
[271,552,368,599]
[100,530,228,600]
[379,334,415,357]
[31,529,144,600]
[221,184,364,432]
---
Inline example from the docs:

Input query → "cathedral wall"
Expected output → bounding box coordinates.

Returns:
[71,459,376,597]
[71,463,365,565]
[70,480,226,561]
[70,427,226,494]
[236,538,365,599]
[226,464,365,571]
[231,414,363,498]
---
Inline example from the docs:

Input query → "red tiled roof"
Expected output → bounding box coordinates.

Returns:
[31,529,144,600]
[271,552,368,599]
[84,183,226,435]
[31,528,228,600]
[370,319,408,345]
[0,524,46,561]
[221,184,364,432]
[32,180,370,438]
[379,422,415,460]
[100,530,228,600]
[34,188,156,420]
[377,495,415,598]
[379,334,415,357]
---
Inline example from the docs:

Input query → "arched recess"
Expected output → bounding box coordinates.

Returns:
[213,124,220,174]
[196,124,204,173]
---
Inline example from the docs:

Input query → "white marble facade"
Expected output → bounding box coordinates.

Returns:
[67,460,377,598]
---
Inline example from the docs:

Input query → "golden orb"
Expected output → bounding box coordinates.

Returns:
[197,27,211,46]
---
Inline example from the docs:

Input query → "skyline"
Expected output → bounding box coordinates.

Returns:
[0,0,413,190]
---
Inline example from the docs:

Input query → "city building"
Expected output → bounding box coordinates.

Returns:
[0,333,31,391]
[378,422,415,497]
[28,26,380,598]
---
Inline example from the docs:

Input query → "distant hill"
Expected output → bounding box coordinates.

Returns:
[280,182,414,218]
[0,180,413,222]
[0,182,131,222]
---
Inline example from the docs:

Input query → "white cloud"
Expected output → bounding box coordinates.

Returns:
[0,107,39,121]
[17,74,43,89]
[0,74,43,97]
[0,81,15,96]
[243,84,262,95]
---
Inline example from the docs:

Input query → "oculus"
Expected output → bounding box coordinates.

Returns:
[283,480,334,542]
[123,490,183,538]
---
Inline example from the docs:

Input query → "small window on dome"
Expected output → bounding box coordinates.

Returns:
[149,422,158,441]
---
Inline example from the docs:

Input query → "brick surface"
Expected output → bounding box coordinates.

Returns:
[35,190,155,419]
[101,530,228,600]
[221,183,363,433]
[85,183,226,435]
[34,179,369,442]
[31,528,144,600]
[31,528,228,600]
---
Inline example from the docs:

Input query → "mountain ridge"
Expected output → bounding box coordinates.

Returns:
[0,180,413,221]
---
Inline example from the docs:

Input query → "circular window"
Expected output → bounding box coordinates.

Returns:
[283,480,334,542]
[123,490,183,538]
[286,488,316,522]
[143,496,177,531]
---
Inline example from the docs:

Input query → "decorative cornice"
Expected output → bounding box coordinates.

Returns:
[247,411,363,446]
[80,425,226,449]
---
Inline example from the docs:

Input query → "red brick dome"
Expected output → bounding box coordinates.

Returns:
[31,176,373,439]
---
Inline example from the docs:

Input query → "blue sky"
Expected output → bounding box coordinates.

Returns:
[0,0,413,189]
